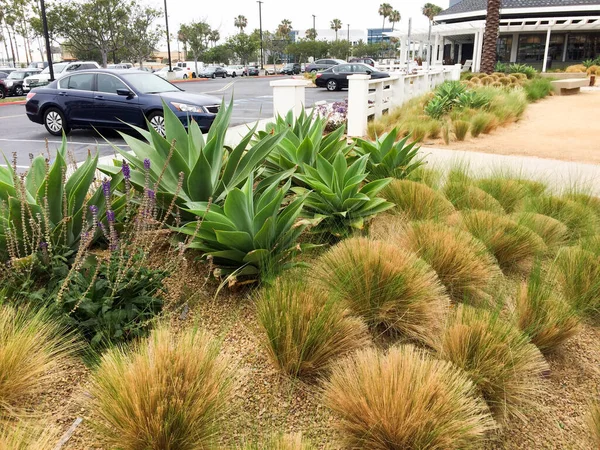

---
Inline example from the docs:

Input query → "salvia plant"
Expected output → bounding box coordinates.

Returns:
[354,128,425,180]
[293,152,394,235]
[178,171,313,282]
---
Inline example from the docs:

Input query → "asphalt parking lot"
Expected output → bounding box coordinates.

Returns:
[0,76,347,167]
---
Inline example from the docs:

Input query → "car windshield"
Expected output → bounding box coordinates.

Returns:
[41,63,68,74]
[122,73,181,94]
[7,71,27,80]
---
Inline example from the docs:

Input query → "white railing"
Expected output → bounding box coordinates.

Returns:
[347,64,461,138]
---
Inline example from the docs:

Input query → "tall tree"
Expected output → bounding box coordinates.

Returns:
[305,28,317,40]
[234,15,248,34]
[481,0,501,74]
[389,10,401,31]
[276,19,292,39]
[422,3,443,21]
[122,6,162,67]
[378,3,393,36]
[209,29,220,47]
[178,21,212,75]
[227,31,259,64]
[330,18,342,40]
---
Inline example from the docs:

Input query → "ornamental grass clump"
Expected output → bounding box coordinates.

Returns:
[0,422,59,450]
[444,182,505,214]
[470,112,495,137]
[514,262,579,354]
[313,237,448,345]
[512,212,569,251]
[256,277,369,378]
[452,210,546,273]
[476,177,530,213]
[452,120,470,141]
[238,432,320,450]
[323,345,496,450]
[437,305,549,421]
[552,246,600,318]
[0,306,78,421]
[381,179,455,221]
[375,219,500,306]
[90,327,232,450]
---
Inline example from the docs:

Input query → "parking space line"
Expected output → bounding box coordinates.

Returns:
[0,114,23,119]
[0,138,128,147]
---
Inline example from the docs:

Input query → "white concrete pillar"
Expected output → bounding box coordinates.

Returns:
[451,63,462,81]
[390,75,404,107]
[270,79,311,119]
[400,39,407,65]
[510,33,519,62]
[433,33,439,65]
[562,33,569,62]
[458,43,463,64]
[347,74,371,138]
[542,27,552,72]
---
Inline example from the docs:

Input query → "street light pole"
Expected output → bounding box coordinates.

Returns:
[347,24,350,42]
[257,1,264,70]
[163,0,172,71]
[312,15,316,40]
[39,0,54,81]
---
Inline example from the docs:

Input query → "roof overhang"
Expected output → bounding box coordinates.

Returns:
[435,4,600,22]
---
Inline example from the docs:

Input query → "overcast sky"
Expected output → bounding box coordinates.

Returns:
[150,0,450,44]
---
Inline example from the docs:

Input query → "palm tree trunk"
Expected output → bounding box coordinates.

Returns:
[481,0,501,74]
[381,18,386,40]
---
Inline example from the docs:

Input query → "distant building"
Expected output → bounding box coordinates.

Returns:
[290,29,366,44]
[367,28,394,44]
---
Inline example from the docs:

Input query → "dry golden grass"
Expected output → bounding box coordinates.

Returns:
[588,398,600,447]
[512,212,569,251]
[323,345,495,449]
[238,432,320,449]
[444,182,506,214]
[372,218,500,306]
[0,306,78,421]
[89,327,233,450]
[256,277,370,378]
[0,422,59,450]
[451,210,546,273]
[552,246,600,318]
[514,264,580,354]
[476,177,529,213]
[313,237,448,346]
[381,179,455,221]
[565,64,586,73]
[437,305,549,421]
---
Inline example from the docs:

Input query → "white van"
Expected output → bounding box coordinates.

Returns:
[175,61,204,78]
[23,61,100,91]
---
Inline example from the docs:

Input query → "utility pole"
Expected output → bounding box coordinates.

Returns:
[257,1,264,70]
[39,0,53,80]
[163,0,172,72]
[347,24,350,42]
[312,15,316,40]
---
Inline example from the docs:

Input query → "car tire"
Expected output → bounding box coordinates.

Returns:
[148,112,166,137]
[310,69,317,74]
[0,88,5,100]
[232,72,236,78]
[183,74,188,79]
[192,73,197,78]
[44,107,70,136]
[222,73,226,78]
[326,79,338,91]
[211,73,216,79]
[14,86,23,96]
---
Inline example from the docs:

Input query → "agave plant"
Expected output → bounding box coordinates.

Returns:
[354,128,425,181]
[100,99,284,210]
[293,152,394,235]
[257,109,352,178]
[177,172,312,281]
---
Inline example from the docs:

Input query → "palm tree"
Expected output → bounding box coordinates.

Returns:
[422,2,443,21]
[330,18,342,40]
[389,10,401,31]
[305,28,317,40]
[481,0,501,74]
[209,30,220,47]
[234,15,248,34]
[378,3,393,37]
[277,19,292,39]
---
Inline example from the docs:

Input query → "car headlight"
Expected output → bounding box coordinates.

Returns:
[5,81,13,86]
[170,102,205,113]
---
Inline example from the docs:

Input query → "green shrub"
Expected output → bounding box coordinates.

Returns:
[523,78,554,101]
[444,182,506,214]
[494,61,508,73]
[324,345,495,449]
[313,237,448,345]
[179,173,309,281]
[508,63,537,79]
[256,277,369,378]
[456,90,490,109]
[382,179,455,220]
[452,119,470,141]
[515,262,579,354]
[354,128,425,181]
[294,152,394,235]
[90,327,232,450]
[437,305,549,420]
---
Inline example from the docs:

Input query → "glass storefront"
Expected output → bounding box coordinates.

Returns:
[496,36,512,61]
[566,33,600,61]
[514,32,598,63]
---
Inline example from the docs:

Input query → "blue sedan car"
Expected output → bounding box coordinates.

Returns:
[25,69,221,136]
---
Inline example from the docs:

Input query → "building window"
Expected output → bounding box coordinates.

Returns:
[566,33,600,61]
[518,35,544,61]
[496,36,512,62]
[548,34,565,61]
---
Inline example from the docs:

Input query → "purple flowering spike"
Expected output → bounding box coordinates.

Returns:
[147,189,156,199]
[144,158,151,170]
[39,241,48,249]
[122,160,131,180]
[89,205,99,215]
[106,210,115,222]
[102,179,111,197]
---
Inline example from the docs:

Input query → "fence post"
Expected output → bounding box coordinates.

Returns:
[390,75,404,108]
[451,63,462,81]
[347,74,371,138]
[374,82,384,119]
[270,79,311,119]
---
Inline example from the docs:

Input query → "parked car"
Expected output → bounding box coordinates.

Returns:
[305,58,346,73]
[4,68,42,96]
[23,61,100,92]
[0,67,17,76]
[107,63,133,69]
[349,57,376,67]
[0,72,8,79]
[25,69,221,137]
[315,63,389,91]
[225,65,246,77]
[0,79,6,99]
[199,66,227,79]
[176,61,204,78]
[155,66,188,80]
[247,66,260,76]
[279,63,301,75]
[28,61,49,69]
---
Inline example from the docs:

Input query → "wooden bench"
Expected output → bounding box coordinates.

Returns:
[551,78,589,95]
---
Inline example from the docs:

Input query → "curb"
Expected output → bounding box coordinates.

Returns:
[0,100,26,106]
[172,74,286,83]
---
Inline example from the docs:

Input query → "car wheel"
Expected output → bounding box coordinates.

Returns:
[0,88,5,100]
[310,69,317,74]
[148,112,166,137]
[192,73,197,79]
[326,79,338,91]
[44,107,69,136]
[14,86,23,96]
[211,73,216,79]
[183,74,188,79]
[222,73,226,78]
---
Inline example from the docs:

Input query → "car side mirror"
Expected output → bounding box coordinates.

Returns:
[366,69,373,75]
[117,88,133,97]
